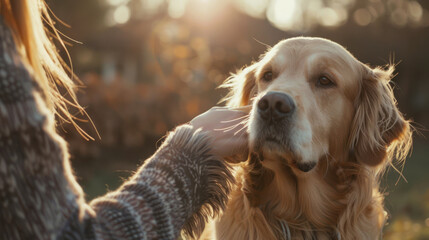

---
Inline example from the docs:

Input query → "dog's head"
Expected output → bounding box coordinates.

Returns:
[224,37,411,174]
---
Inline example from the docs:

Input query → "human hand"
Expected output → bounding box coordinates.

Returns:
[190,106,250,163]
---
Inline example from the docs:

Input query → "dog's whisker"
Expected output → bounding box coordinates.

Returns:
[215,119,249,133]
[214,123,242,132]
[233,124,248,136]
[239,117,250,124]
[220,115,250,123]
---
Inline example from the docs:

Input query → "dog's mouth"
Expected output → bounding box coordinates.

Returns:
[255,136,317,173]
[255,134,287,152]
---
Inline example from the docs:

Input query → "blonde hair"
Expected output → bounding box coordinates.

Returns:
[0,0,96,140]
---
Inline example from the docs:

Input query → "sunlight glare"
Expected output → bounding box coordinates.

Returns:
[114,5,131,24]
[267,0,298,30]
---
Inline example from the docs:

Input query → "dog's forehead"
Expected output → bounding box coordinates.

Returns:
[274,38,355,64]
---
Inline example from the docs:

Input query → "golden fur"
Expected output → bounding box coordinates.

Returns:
[198,37,412,240]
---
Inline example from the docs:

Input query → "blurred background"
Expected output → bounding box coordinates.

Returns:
[47,0,429,239]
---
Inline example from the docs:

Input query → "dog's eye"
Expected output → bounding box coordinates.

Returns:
[316,76,335,87]
[262,71,273,82]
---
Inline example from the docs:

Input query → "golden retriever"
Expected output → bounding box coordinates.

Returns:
[195,37,412,240]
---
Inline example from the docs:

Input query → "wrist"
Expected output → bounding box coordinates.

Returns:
[145,124,235,238]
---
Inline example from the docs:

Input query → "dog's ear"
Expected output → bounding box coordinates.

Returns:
[220,63,258,107]
[349,64,412,166]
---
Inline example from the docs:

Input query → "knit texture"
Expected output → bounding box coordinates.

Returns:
[0,17,233,240]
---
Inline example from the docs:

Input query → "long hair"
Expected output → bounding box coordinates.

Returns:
[0,0,95,140]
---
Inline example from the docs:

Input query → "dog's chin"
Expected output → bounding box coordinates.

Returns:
[251,138,290,159]
[254,140,317,174]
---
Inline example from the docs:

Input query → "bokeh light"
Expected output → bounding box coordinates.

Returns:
[408,1,423,22]
[168,0,188,19]
[354,8,372,26]
[113,5,130,24]
[103,0,428,30]
[318,7,345,27]
[267,0,299,30]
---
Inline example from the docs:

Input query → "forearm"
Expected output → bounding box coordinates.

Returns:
[90,125,234,239]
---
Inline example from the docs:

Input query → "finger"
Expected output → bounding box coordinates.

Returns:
[214,134,248,157]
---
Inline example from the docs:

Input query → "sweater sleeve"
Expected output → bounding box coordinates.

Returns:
[90,125,234,239]
[0,17,233,240]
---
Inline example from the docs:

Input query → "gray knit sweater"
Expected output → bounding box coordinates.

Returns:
[0,18,233,239]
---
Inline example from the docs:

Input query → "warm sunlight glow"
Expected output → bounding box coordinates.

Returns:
[114,5,131,24]
[267,0,298,30]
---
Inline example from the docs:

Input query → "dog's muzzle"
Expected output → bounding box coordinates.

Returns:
[257,91,295,121]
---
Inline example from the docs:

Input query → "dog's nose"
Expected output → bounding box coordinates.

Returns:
[257,92,295,120]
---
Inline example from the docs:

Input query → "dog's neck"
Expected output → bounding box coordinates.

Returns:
[238,154,384,239]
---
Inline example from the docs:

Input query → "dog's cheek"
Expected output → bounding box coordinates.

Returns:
[357,118,407,166]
